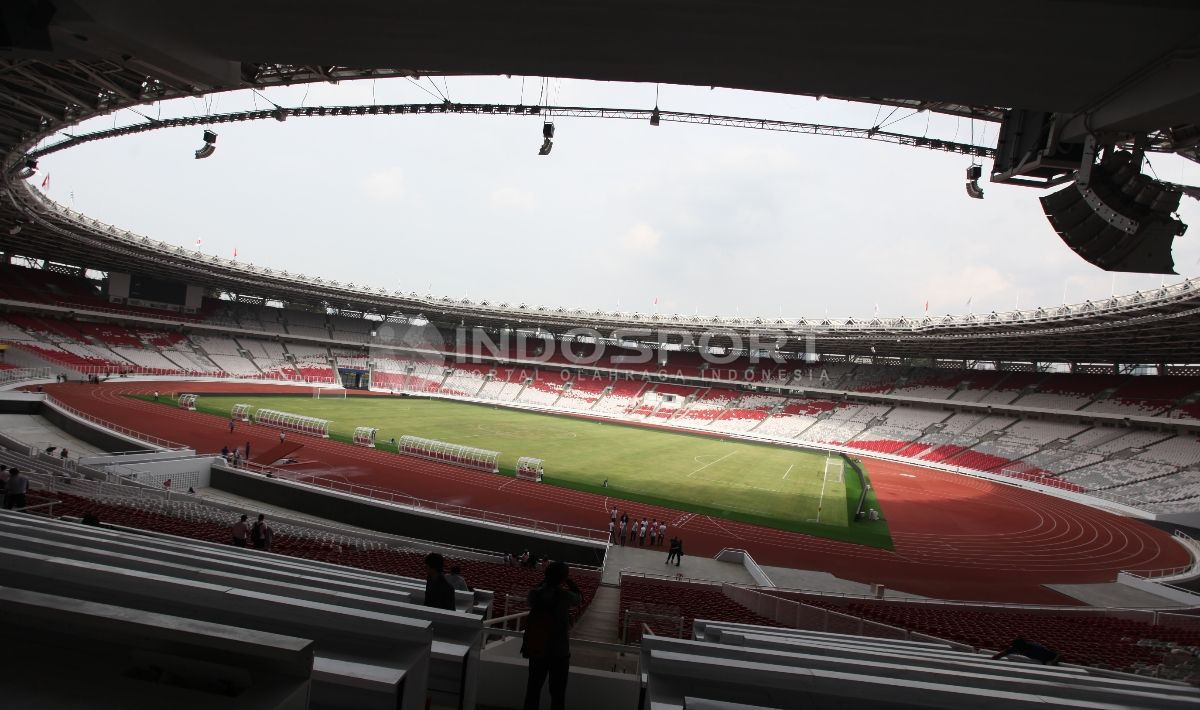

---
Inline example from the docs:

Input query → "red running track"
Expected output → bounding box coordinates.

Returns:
[46,381,1192,605]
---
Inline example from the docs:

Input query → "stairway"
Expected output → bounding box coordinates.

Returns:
[567,584,638,673]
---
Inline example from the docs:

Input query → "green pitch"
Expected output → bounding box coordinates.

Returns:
[148,394,891,549]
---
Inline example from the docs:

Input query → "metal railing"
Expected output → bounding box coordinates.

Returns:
[41,394,189,451]
[1122,531,1200,580]
[0,366,52,386]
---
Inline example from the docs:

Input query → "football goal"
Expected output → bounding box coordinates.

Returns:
[313,387,347,399]
[231,403,252,422]
[516,457,544,482]
[178,394,198,411]
[253,408,331,438]
[397,434,499,473]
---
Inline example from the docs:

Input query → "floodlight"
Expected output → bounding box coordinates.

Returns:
[194,130,217,159]
[538,138,553,156]
[542,122,555,139]
[272,107,287,122]
[650,108,661,126]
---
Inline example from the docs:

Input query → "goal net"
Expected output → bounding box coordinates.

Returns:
[516,456,544,482]
[313,387,348,399]
[353,426,378,447]
[178,394,198,411]
[253,408,331,438]
[397,434,499,473]
[231,403,252,422]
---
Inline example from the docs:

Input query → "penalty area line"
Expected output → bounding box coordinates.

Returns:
[782,463,794,480]
[686,450,736,478]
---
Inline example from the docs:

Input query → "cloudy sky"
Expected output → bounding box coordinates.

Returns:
[32,75,1200,320]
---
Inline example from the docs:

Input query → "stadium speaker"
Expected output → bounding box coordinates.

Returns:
[1040,151,1186,274]
[965,165,984,199]
[16,157,37,179]
[194,130,218,160]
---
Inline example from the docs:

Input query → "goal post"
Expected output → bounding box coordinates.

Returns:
[253,408,331,438]
[231,403,252,421]
[397,434,500,473]
[178,394,198,411]
[313,387,348,399]
[516,456,544,482]
[353,426,378,447]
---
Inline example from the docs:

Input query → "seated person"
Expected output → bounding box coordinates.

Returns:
[992,638,1061,665]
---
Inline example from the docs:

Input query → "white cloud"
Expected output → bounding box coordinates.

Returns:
[488,186,537,210]
[622,223,662,254]
[362,167,406,202]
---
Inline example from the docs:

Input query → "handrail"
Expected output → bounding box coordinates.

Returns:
[483,610,530,627]
[1121,531,1200,581]
[0,366,52,386]
[484,625,645,655]
[15,499,60,515]
[41,394,189,450]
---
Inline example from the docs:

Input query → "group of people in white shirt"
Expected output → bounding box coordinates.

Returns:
[608,508,668,549]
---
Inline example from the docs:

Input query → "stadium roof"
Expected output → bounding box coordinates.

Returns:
[2,0,1199,364]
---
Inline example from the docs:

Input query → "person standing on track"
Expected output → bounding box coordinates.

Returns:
[657,522,667,546]
[639,519,647,546]
[279,430,286,444]
[229,419,235,433]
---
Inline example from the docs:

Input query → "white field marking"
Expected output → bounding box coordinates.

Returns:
[686,450,737,478]
[900,473,917,478]
[815,453,836,524]
[782,463,794,480]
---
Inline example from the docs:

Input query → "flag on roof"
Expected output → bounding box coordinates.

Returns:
[40,174,49,191]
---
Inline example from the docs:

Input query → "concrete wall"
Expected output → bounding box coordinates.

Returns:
[211,467,607,565]
[38,402,154,453]
[0,395,42,415]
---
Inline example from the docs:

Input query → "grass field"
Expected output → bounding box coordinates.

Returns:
[145,393,891,549]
